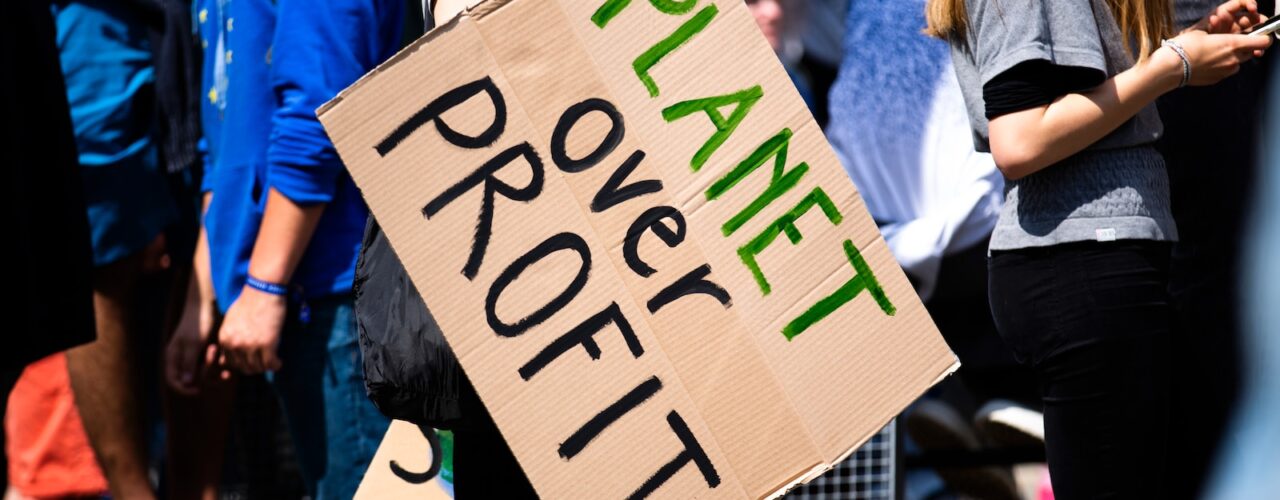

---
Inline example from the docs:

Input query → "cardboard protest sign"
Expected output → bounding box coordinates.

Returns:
[355,421,454,500]
[319,0,958,497]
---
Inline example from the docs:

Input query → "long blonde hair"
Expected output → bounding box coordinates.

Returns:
[924,0,1174,62]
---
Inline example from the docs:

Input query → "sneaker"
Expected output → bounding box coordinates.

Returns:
[905,399,1019,500]
[974,399,1045,449]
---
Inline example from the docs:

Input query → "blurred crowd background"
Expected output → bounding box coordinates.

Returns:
[4,0,1280,499]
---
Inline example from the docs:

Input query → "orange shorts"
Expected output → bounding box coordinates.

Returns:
[5,353,108,498]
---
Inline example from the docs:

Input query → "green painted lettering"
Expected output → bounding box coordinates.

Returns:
[592,0,699,28]
[632,5,718,97]
[705,129,808,236]
[662,85,763,171]
[782,240,895,340]
[737,187,842,295]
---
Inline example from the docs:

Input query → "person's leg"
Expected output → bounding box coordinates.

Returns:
[163,377,236,500]
[1038,335,1169,499]
[316,298,391,499]
[991,242,1171,499]
[160,255,237,500]
[65,250,157,500]
[2,363,23,494]
[271,296,391,500]
[267,303,328,497]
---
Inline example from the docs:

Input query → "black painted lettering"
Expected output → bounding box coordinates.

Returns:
[376,76,506,155]
[389,424,443,484]
[423,143,545,280]
[552,98,625,173]
[559,376,663,459]
[623,206,686,277]
[485,232,591,337]
[627,411,721,499]
[519,302,644,381]
[646,264,730,314]
[591,150,663,212]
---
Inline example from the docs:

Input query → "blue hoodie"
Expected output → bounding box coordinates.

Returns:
[197,0,402,311]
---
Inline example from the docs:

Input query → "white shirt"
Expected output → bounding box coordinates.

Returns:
[830,62,1002,301]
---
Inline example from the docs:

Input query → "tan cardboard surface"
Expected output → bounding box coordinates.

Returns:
[321,0,958,497]
[355,421,453,500]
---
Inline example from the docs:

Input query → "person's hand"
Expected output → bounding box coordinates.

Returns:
[165,285,218,395]
[1156,30,1272,87]
[434,0,479,22]
[216,286,286,375]
[1188,0,1266,34]
[165,246,218,395]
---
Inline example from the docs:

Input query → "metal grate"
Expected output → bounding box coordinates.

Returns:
[786,420,897,500]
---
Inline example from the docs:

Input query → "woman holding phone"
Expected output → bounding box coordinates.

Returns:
[926,0,1270,497]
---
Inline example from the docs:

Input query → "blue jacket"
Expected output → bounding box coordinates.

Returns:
[197,0,402,311]
[56,0,178,267]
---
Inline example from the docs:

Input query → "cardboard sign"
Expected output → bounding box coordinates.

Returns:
[319,0,957,497]
[355,421,454,500]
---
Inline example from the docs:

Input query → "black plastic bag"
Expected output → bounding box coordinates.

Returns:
[354,215,463,428]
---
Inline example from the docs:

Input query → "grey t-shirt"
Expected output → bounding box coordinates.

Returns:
[949,0,1177,250]
[951,0,1163,151]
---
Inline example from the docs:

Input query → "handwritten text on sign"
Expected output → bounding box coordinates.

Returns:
[323,0,956,497]
[377,74,733,496]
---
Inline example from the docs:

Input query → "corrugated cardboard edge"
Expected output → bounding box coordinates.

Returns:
[317,0,514,119]
[319,0,966,496]
[763,359,960,499]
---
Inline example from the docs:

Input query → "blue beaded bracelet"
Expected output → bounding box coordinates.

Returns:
[246,275,290,296]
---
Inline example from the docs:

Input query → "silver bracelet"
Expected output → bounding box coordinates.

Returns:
[1162,39,1191,88]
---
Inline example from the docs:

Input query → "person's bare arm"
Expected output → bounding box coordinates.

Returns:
[216,190,324,374]
[989,31,1270,180]
[166,193,217,393]
[245,189,325,286]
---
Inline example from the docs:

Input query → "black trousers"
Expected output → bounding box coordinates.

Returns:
[988,241,1171,499]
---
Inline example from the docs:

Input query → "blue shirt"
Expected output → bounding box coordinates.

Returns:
[197,0,402,311]
[55,0,178,267]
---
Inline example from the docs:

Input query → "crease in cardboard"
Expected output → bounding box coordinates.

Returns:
[755,231,889,338]
[765,356,960,499]
[668,112,826,218]
[542,0,836,486]
[467,4,760,495]
[320,0,961,496]
[546,0,921,493]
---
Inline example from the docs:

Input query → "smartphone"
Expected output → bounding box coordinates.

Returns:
[1249,15,1280,37]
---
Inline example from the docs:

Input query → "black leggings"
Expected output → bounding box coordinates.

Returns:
[988,240,1171,499]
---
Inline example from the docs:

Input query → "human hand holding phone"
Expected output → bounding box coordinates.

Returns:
[1190,0,1266,34]
[1248,14,1280,38]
